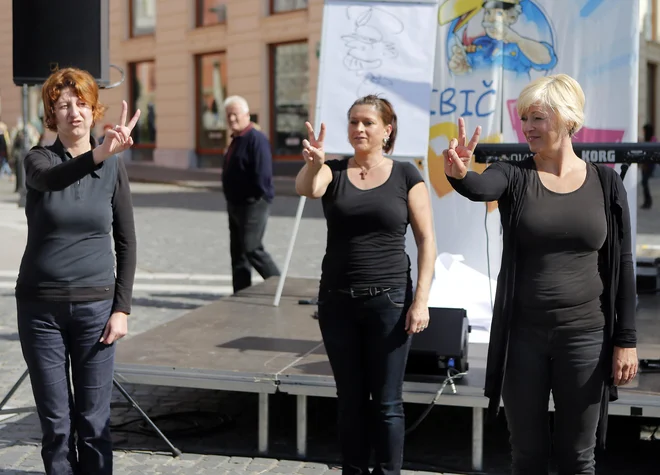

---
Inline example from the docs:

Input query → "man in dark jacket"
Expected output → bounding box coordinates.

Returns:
[222,95,280,293]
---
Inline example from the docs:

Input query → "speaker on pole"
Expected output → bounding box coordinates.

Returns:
[12,0,110,86]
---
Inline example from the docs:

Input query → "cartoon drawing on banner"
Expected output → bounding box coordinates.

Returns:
[443,0,557,80]
[421,0,639,341]
[341,6,405,97]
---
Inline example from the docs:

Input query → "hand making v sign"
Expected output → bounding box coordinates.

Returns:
[443,117,482,180]
[302,121,327,170]
[98,100,141,160]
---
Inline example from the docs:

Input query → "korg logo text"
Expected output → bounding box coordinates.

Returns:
[581,150,616,163]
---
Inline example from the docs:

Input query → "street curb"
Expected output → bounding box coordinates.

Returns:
[126,177,300,197]
[127,177,222,192]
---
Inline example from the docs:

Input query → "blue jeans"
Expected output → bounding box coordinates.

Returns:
[502,324,606,475]
[318,285,413,475]
[17,299,115,475]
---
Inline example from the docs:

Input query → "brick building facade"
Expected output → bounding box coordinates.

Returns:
[0,0,659,169]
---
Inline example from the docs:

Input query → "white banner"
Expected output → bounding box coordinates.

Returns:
[425,0,640,340]
[316,0,439,157]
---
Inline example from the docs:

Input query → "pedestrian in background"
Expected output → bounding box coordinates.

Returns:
[222,95,280,294]
[640,122,657,209]
[0,117,12,179]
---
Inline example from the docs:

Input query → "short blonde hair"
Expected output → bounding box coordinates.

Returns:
[516,74,585,137]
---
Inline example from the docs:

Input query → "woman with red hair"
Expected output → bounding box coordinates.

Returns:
[16,67,140,475]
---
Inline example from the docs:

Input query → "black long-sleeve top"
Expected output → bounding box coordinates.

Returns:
[15,137,137,314]
[447,158,635,447]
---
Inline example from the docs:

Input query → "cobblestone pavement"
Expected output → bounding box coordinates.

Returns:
[0,177,658,474]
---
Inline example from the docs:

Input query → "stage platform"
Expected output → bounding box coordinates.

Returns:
[114,277,660,471]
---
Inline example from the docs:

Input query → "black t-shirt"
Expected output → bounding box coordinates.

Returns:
[320,158,424,289]
[516,164,607,328]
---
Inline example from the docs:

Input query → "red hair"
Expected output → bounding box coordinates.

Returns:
[42,68,107,131]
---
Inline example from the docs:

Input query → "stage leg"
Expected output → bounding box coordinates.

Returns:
[296,395,307,458]
[112,379,182,457]
[472,407,484,471]
[258,392,269,454]
[0,369,29,412]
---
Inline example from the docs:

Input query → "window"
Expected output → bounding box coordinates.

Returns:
[130,61,157,161]
[271,0,308,14]
[270,42,309,157]
[131,0,156,37]
[196,0,227,27]
[196,52,228,168]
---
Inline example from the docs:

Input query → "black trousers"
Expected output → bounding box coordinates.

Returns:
[502,324,606,475]
[318,285,413,475]
[227,198,280,293]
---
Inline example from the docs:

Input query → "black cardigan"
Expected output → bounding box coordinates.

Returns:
[447,158,636,447]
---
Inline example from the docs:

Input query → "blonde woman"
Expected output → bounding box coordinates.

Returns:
[443,74,637,474]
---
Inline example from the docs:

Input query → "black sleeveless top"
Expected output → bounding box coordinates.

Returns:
[320,158,424,289]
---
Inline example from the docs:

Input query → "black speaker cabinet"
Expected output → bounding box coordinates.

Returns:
[12,0,110,86]
[407,307,471,375]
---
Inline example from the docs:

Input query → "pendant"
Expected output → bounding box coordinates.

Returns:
[360,169,367,180]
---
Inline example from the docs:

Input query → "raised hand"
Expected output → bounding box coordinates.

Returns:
[442,117,481,179]
[98,101,141,160]
[302,121,326,169]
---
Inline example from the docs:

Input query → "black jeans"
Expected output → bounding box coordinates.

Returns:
[17,299,115,475]
[227,198,280,293]
[502,324,606,475]
[318,285,413,475]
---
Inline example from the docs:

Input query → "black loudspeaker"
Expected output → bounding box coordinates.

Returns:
[12,0,110,86]
[407,307,471,375]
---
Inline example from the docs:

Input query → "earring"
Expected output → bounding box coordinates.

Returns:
[567,122,577,137]
[383,136,389,146]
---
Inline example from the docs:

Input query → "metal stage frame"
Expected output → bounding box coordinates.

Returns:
[113,277,660,472]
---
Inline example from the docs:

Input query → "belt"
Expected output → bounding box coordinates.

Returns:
[336,287,392,298]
